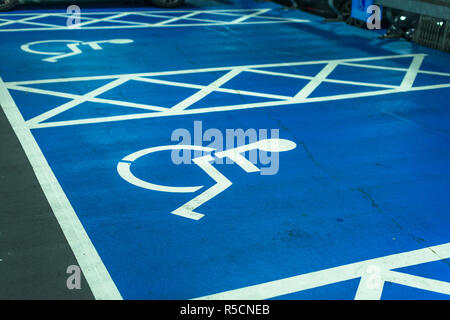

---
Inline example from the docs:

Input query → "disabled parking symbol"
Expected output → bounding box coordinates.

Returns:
[20,39,134,63]
[117,138,297,220]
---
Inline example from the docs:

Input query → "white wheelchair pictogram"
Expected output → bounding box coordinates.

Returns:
[117,138,297,220]
[20,39,134,63]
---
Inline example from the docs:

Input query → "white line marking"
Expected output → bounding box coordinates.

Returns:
[75,12,130,28]
[193,243,450,300]
[0,76,122,300]
[0,14,50,28]
[1,20,60,29]
[8,81,169,126]
[383,270,450,296]
[25,82,450,129]
[229,8,270,24]
[152,11,200,26]
[170,68,244,111]
[400,55,426,90]
[7,54,427,86]
[25,77,133,126]
[208,10,309,22]
[341,62,411,73]
[5,54,449,128]
[134,12,234,24]
[7,84,168,117]
[0,9,310,31]
[48,13,150,27]
[245,68,313,80]
[133,74,290,101]
[294,62,338,99]
[354,275,385,300]
[246,68,398,89]
[0,9,263,17]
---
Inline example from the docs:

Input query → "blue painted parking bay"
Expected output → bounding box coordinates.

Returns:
[0,1,449,300]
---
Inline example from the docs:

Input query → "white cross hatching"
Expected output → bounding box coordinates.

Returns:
[4,53,450,129]
[193,242,450,300]
[0,9,310,32]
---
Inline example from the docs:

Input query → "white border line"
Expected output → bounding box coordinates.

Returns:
[6,53,450,129]
[194,242,450,300]
[7,53,435,86]
[0,76,122,300]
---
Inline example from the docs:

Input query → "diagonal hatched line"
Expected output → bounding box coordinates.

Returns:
[7,84,168,114]
[10,52,427,82]
[120,12,224,24]
[246,68,398,89]
[75,13,131,28]
[7,54,430,87]
[294,62,339,99]
[383,270,450,296]
[22,77,166,126]
[400,54,426,89]
[152,12,201,26]
[5,54,450,128]
[229,8,271,24]
[170,68,244,111]
[49,13,152,27]
[0,14,57,28]
[25,77,131,126]
[0,9,310,31]
[207,10,309,22]
[132,75,291,100]
[27,83,450,129]
[2,20,62,28]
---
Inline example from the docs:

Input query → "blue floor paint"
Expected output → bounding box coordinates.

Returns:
[8,89,72,121]
[222,71,311,97]
[147,71,229,86]
[98,80,199,107]
[190,90,279,108]
[259,64,330,77]
[270,278,362,300]
[45,101,154,122]
[382,282,450,300]
[393,259,450,283]
[328,64,407,86]
[1,0,449,299]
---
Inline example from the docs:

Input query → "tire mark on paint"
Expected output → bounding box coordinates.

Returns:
[352,187,381,211]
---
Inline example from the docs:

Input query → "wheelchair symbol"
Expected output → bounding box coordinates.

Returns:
[20,39,134,63]
[117,138,297,220]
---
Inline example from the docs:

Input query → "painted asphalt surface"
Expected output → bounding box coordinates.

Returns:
[0,105,93,299]
[0,1,449,299]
